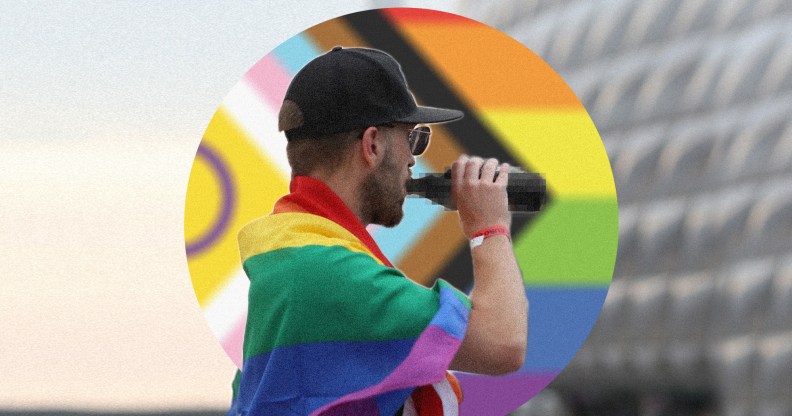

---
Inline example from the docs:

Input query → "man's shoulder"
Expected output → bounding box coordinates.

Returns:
[238,212,382,267]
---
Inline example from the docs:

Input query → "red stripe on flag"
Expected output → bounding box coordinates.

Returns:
[381,8,475,25]
[411,385,444,416]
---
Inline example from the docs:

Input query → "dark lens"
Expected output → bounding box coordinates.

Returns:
[410,126,431,155]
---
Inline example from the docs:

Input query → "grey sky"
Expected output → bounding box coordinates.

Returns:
[1,1,375,142]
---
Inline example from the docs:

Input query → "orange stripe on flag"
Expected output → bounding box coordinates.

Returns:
[446,372,463,404]
[391,19,583,109]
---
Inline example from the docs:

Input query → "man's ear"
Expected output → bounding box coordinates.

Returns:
[360,126,386,169]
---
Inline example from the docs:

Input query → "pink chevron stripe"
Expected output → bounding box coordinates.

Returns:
[366,223,382,238]
[221,313,247,368]
[243,55,291,110]
[311,324,462,415]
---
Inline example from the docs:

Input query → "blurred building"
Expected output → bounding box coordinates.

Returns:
[425,0,792,414]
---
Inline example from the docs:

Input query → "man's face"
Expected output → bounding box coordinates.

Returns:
[360,124,416,227]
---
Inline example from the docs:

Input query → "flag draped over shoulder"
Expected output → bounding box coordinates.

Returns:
[227,176,471,416]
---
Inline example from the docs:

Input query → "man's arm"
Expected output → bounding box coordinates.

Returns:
[448,156,528,375]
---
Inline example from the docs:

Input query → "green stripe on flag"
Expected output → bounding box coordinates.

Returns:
[242,245,441,358]
[514,198,618,287]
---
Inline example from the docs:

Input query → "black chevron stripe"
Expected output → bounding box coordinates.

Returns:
[345,9,548,290]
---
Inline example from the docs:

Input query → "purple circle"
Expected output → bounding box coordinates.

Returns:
[185,143,235,257]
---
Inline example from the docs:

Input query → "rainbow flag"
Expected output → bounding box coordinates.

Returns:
[227,176,471,415]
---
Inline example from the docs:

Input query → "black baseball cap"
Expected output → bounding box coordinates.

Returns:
[279,46,463,140]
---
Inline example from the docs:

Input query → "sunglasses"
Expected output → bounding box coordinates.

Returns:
[378,124,431,156]
[358,124,432,156]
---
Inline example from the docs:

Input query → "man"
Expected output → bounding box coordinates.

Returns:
[228,46,527,416]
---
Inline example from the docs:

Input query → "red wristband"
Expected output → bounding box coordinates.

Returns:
[470,225,510,248]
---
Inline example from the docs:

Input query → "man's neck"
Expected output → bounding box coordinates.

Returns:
[305,171,368,227]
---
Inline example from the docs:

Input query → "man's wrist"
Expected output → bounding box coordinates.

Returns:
[469,225,510,249]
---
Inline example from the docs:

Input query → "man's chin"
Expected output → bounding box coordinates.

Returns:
[379,207,405,228]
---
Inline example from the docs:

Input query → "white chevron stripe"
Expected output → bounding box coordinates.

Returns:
[223,79,291,179]
[434,377,460,416]
[402,395,418,416]
[203,269,249,340]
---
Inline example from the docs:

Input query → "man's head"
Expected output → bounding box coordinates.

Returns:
[278,46,463,226]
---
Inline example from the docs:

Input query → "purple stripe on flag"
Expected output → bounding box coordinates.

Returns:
[455,372,559,415]
[310,324,462,416]
[185,143,235,257]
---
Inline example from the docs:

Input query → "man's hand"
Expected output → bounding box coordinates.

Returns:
[451,155,511,238]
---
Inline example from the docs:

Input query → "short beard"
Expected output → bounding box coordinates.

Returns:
[360,150,406,228]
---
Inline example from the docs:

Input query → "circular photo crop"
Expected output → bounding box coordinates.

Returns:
[185,7,617,415]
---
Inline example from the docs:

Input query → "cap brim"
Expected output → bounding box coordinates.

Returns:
[394,106,464,124]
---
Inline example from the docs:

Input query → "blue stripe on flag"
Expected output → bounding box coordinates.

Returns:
[237,338,414,415]
[271,32,322,76]
[427,286,470,340]
[521,287,609,372]
[374,159,445,263]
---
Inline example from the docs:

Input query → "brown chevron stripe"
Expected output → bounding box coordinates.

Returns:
[305,18,367,52]
[397,211,467,287]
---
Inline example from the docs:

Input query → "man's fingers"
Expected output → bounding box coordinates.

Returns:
[495,163,510,185]
[450,155,469,210]
[480,158,499,182]
[452,154,469,186]
[464,157,484,181]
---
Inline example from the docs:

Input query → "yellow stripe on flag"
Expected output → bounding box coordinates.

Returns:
[238,212,381,265]
[479,110,616,197]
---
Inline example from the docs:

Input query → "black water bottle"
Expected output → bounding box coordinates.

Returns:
[406,167,546,213]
